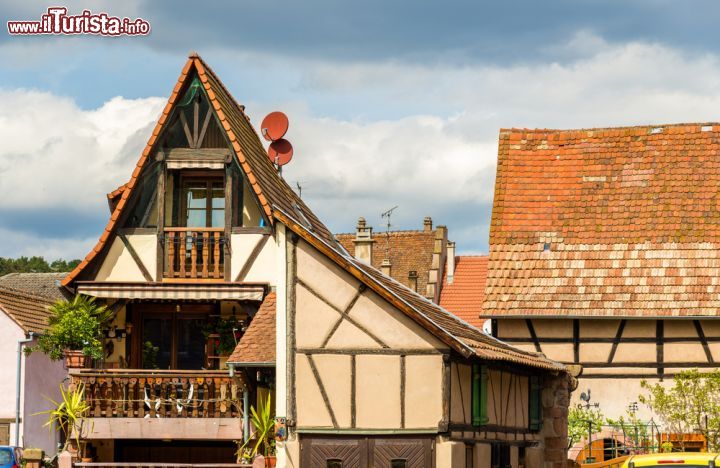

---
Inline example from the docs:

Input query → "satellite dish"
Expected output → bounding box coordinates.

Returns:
[268,139,294,166]
[261,111,289,142]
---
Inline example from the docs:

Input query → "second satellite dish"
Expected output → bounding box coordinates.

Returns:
[268,139,294,166]
[261,111,289,142]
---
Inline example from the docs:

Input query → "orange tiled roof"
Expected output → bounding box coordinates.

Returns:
[63,53,333,287]
[228,292,276,365]
[439,256,487,328]
[486,123,720,317]
[0,286,55,334]
[335,230,436,295]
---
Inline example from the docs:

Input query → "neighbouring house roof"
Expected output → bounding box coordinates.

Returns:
[335,229,437,295]
[439,256,488,329]
[485,123,720,318]
[0,286,54,334]
[278,209,566,372]
[0,272,69,301]
[227,292,276,365]
[63,53,334,287]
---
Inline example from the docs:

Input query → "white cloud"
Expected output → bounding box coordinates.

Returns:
[0,90,165,210]
[6,34,720,257]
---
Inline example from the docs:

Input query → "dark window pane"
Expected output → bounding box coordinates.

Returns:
[0,450,12,464]
[326,460,342,468]
[142,318,172,369]
[176,318,207,369]
[391,460,407,468]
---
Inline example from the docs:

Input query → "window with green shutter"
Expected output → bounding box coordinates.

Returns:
[529,375,542,431]
[471,364,488,426]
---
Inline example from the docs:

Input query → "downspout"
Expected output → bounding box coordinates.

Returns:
[15,332,35,446]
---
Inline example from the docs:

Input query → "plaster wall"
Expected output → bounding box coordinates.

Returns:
[95,235,157,282]
[0,313,24,444]
[229,233,277,285]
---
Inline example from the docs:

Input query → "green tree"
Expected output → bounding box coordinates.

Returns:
[0,256,81,276]
[568,404,605,450]
[640,369,720,452]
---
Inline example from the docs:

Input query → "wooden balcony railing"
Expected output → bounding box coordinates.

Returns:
[164,228,225,280]
[69,369,243,419]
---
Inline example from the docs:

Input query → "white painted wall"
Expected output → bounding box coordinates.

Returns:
[0,312,24,445]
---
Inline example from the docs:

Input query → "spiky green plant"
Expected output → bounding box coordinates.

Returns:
[35,384,91,456]
[29,295,112,360]
[237,394,275,458]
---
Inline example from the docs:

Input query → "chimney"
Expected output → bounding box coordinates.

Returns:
[353,217,374,264]
[381,258,392,277]
[446,241,456,284]
[423,216,433,232]
[408,270,418,292]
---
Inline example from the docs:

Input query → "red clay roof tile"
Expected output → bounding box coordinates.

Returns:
[486,123,720,317]
[439,256,488,329]
[227,292,276,364]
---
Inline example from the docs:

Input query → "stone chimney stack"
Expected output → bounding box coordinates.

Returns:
[353,217,374,264]
[446,241,456,284]
[408,270,418,292]
[381,258,392,277]
[423,216,433,232]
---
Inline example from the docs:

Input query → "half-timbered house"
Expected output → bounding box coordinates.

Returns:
[60,53,572,468]
[485,124,720,420]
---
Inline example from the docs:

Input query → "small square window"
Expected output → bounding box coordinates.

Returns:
[327,460,342,468]
[391,460,407,468]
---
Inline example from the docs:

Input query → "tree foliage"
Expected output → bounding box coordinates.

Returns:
[0,256,80,276]
[640,369,720,452]
[29,295,113,360]
[568,404,605,449]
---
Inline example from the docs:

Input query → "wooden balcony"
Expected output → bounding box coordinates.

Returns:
[164,228,225,280]
[69,369,243,419]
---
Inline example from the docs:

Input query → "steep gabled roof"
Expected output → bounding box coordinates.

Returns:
[63,53,333,287]
[0,286,55,334]
[486,123,720,317]
[277,208,565,372]
[439,256,487,329]
[227,292,276,365]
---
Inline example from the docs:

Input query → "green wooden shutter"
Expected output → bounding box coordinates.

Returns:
[472,364,488,426]
[529,375,542,431]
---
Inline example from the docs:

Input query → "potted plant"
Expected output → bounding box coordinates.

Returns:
[36,384,92,460]
[28,295,112,368]
[237,394,276,467]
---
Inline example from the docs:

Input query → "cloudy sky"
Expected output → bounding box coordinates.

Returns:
[2,1,720,259]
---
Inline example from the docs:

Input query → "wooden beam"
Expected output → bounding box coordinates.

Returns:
[297,348,441,356]
[525,319,541,353]
[400,355,406,429]
[694,320,715,364]
[118,234,153,282]
[573,319,580,363]
[350,354,356,428]
[320,285,366,348]
[440,354,451,433]
[193,98,200,148]
[224,166,232,281]
[297,278,388,348]
[165,147,230,160]
[197,108,213,148]
[657,320,664,379]
[306,354,338,428]
[179,111,194,147]
[288,240,298,427]
[606,319,627,364]
[156,163,166,281]
[234,234,271,282]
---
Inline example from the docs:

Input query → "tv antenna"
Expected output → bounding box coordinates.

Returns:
[296,181,303,198]
[380,205,398,260]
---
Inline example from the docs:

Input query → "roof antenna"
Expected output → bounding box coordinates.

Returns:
[296,181,303,198]
[381,205,398,260]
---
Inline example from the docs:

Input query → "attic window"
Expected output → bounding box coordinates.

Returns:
[293,203,313,231]
[702,126,713,132]
[651,127,663,134]
[543,243,551,252]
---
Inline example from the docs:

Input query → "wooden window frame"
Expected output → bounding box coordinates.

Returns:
[179,172,225,228]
